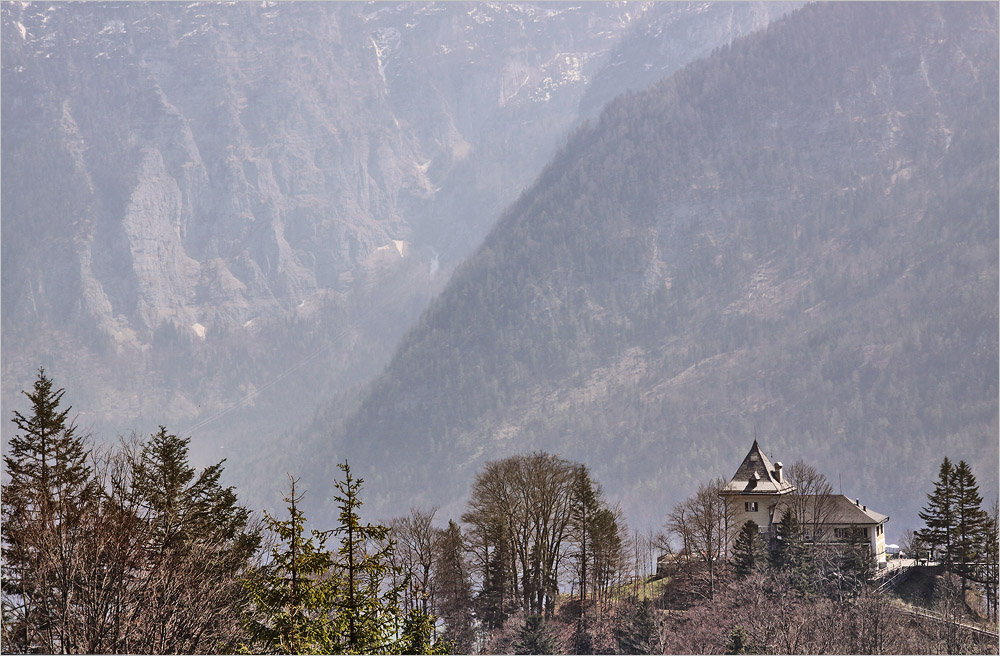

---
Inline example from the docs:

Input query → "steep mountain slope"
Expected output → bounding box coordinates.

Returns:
[309,2,998,533]
[1,2,792,473]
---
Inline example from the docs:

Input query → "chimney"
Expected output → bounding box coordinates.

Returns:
[773,462,783,483]
[863,505,867,511]
[856,499,860,506]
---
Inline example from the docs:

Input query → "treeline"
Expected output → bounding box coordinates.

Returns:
[3,370,999,654]
[1,370,446,654]
[2,371,259,653]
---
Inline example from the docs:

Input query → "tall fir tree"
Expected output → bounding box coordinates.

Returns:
[474,517,512,631]
[432,521,474,654]
[240,476,341,654]
[1,369,97,653]
[568,465,601,602]
[732,520,764,578]
[950,460,989,594]
[128,426,260,653]
[769,510,803,572]
[839,527,876,598]
[982,502,999,623]
[514,615,559,655]
[331,461,441,655]
[613,598,658,655]
[917,457,957,566]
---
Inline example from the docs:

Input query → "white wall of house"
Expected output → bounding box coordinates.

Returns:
[727,495,780,535]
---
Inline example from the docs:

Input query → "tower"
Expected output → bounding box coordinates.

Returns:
[720,439,796,544]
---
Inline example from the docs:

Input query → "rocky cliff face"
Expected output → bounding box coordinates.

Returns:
[2,2,795,474]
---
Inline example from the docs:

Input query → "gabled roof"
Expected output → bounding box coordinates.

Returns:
[776,494,889,525]
[721,439,795,495]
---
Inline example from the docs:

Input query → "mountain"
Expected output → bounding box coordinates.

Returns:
[1,2,794,477]
[304,2,999,534]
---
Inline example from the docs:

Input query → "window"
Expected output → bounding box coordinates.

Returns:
[744,501,758,512]
[834,527,868,540]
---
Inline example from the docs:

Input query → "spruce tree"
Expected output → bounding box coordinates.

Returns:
[475,518,512,631]
[331,461,442,655]
[433,521,474,654]
[569,614,595,655]
[568,465,601,602]
[613,598,658,655]
[333,461,399,652]
[732,520,764,578]
[2,369,96,653]
[840,527,876,598]
[240,476,340,654]
[725,626,760,655]
[514,614,559,655]
[129,426,260,653]
[770,510,803,571]
[951,460,989,594]
[917,457,956,566]
[983,502,999,623]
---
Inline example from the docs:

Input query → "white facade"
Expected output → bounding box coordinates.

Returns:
[721,441,889,562]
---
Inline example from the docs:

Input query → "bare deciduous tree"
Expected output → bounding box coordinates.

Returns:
[461,452,580,618]
[784,460,836,542]
[388,507,439,615]
[667,477,734,599]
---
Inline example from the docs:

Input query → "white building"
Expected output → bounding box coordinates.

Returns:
[720,440,890,562]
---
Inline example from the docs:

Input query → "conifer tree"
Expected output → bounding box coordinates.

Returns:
[982,501,999,623]
[514,614,558,655]
[2,369,96,653]
[333,461,401,652]
[732,520,764,578]
[613,598,658,655]
[397,608,451,655]
[432,521,474,654]
[331,461,442,655]
[128,426,260,653]
[917,457,956,566]
[240,476,340,654]
[568,465,601,602]
[951,460,988,594]
[465,509,512,631]
[569,613,595,655]
[725,626,760,655]
[769,510,803,571]
[840,527,875,598]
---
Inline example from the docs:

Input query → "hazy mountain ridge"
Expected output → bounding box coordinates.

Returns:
[308,2,998,533]
[2,2,794,482]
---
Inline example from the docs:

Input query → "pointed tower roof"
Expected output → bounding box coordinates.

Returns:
[721,440,795,496]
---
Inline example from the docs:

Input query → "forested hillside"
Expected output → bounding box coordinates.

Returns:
[1,1,793,477]
[299,2,998,534]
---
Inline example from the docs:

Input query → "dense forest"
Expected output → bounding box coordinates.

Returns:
[2,371,998,654]
[283,1,999,533]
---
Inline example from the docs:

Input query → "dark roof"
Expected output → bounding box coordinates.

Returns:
[721,440,795,496]
[776,494,889,525]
